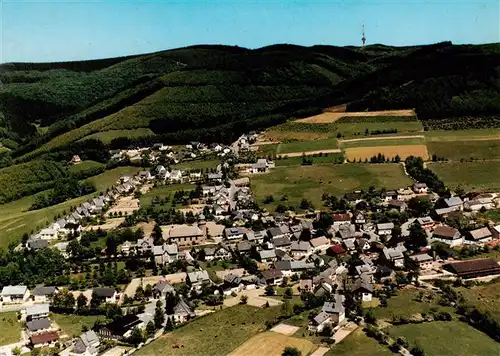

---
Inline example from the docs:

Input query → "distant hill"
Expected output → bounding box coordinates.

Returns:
[0,41,499,162]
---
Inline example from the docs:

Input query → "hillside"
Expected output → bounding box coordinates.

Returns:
[0,42,499,163]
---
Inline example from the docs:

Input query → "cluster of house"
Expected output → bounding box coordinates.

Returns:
[109,141,232,164]
[0,285,121,353]
[235,158,275,174]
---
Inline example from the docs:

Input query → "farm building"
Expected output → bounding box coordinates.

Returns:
[445,258,500,279]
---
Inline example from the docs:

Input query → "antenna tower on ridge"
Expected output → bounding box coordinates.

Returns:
[362,24,366,48]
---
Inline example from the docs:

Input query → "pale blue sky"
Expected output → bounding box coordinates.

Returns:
[1,0,499,63]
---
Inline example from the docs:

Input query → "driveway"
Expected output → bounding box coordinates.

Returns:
[332,322,358,344]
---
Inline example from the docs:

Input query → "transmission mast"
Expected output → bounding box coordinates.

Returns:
[361,24,366,48]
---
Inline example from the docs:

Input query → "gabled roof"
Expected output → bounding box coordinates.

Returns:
[93,287,116,298]
[468,227,492,240]
[33,286,56,296]
[26,318,51,332]
[261,269,283,279]
[100,315,140,336]
[1,285,27,296]
[329,245,346,255]
[187,270,210,283]
[310,236,329,248]
[273,237,291,247]
[237,241,252,252]
[260,249,276,260]
[173,298,195,316]
[332,213,350,222]
[313,311,330,325]
[31,331,58,345]
[433,225,460,239]
[444,196,463,207]
[291,241,311,252]
[377,222,394,230]
[154,281,175,294]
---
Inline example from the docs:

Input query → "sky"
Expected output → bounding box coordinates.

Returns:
[0,0,499,63]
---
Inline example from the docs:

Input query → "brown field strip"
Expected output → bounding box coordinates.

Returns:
[281,148,342,157]
[228,332,316,356]
[345,145,429,160]
[296,109,416,123]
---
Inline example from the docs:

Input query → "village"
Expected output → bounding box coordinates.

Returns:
[1,133,500,356]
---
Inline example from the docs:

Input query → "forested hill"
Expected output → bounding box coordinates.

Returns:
[0,41,499,162]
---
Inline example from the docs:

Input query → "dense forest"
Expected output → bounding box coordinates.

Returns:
[0,42,499,162]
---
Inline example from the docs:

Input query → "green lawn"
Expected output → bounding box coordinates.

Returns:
[387,321,499,356]
[251,163,411,211]
[0,312,21,345]
[427,140,500,160]
[428,162,500,191]
[136,305,282,356]
[369,289,454,321]
[477,209,500,223]
[325,329,392,356]
[257,143,279,156]
[277,138,338,154]
[172,159,220,171]
[51,313,105,338]
[80,128,155,144]
[139,183,195,208]
[340,137,425,149]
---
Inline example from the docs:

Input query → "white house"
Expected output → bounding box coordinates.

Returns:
[412,182,428,194]
[224,227,246,240]
[32,286,58,303]
[377,222,394,236]
[465,227,493,245]
[26,304,50,321]
[39,228,58,240]
[464,197,494,212]
[432,225,463,246]
[1,285,30,303]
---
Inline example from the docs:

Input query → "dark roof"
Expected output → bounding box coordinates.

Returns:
[433,226,460,239]
[446,258,500,278]
[28,239,49,250]
[31,331,58,345]
[27,318,51,332]
[100,315,140,336]
[93,287,116,298]
[261,269,283,280]
[273,237,291,247]
[33,286,56,296]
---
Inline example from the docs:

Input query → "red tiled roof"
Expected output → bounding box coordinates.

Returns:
[31,331,58,345]
[332,213,350,222]
[330,244,346,255]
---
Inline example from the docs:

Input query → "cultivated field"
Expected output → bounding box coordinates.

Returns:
[296,110,415,123]
[424,128,500,141]
[387,321,499,356]
[106,196,140,216]
[251,164,411,210]
[345,145,429,161]
[277,138,338,154]
[427,140,500,160]
[136,305,282,356]
[228,332,316,356]
[84,218,125,231]
[428,162,500,191]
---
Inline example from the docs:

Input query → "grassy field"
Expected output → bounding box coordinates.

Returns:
[79,128,155,144]
[336,121,424,137]
[456,278,500,322]
[425,129,500,141]
[0,312,21,345]
[172,159,220,171]
[52,313,105,338]
[277,138,338,154]
[428,162,500,191]
[340,137,425,148]
[427,140,500,160]
[368,289,453,321]
[140,183,195,208]
[275,154,344,167]
[325,329,392,356]
[86,166,141,191]
[251,163,411,211]
[258,143,279,156]
[0,166,139,248]
[68,160,105,175]
[387,321,499,356]
[136,305,282,356]
[229,331,316,356]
